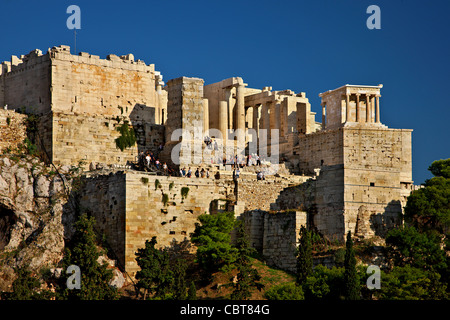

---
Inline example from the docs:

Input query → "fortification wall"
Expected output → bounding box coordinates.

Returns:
[0,49,51,114]
[0,109,27,153]
[49,45,166,124]
[78,172,126,266]
[293,128,344,175]
[342,127,413,238]
[1,46,168,167]
[49,112,164,166]
[240,210,307,272]
[79,171,236,276]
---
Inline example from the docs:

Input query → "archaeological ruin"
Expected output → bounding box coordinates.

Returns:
[0,45,414,275]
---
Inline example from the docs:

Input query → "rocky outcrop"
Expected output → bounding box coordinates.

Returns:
[0,155,71,291]
[0,154,128,292]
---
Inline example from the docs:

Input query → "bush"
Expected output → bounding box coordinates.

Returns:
[115,121,136,151]
[303,265,345,300]
[264,282,304,300]
[190,212,238,277]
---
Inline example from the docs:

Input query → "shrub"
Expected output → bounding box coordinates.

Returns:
[115,121,136,151]
[264,282,304,300]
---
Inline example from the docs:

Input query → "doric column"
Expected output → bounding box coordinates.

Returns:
[219,100,228,140]
[321,102,326,129]
[370,96,375,123]
[365,94,371,123]
[375,94,381,123]
[235,85,245,132]
[203,98,209,133]
[246,106,253,129]
[356,93,361,123]
[253,104,260,135]
[345,93,350,122]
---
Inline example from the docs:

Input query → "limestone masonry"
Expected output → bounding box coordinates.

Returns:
[0,46,414,275]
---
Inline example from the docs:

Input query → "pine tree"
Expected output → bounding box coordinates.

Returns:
[171,256,188,300]
[229,221,264,300]
[135,236,172,299]
[190,212,238,278]
[61,213,118,300]
[296,226,313,285]
[343,231,360,300]
[187,281,197,300]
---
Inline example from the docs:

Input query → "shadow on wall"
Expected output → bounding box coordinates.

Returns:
[369,200,403,237]
[129,104,165,156]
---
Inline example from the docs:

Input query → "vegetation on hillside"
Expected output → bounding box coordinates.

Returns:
[1,158,449,300]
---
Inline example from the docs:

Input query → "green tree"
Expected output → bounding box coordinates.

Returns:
[135,236,173,299]
[264,282,304,300]
[1,267,53,300]
[405,159,450,235]
[229,221,264,300]
[171,256,189,300]
[374,265,448,300]
[428,158,450,179]
[187,281,197,300]
[343,231,360,300]
[61,213,118,300]
[303,265,344,300]
[385,226,447,272]
[190,212,238,278]
[296,226,313,285]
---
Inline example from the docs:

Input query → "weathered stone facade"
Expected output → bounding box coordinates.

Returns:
[0,109,27,153]
[0,45,167,167]
[0,46,415,275]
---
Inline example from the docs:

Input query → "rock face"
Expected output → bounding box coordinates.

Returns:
[0,155,71,291]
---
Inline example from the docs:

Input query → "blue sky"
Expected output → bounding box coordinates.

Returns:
[1,0,449,184]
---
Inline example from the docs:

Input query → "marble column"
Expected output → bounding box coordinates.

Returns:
[235,84,245,132]
[219,100,228,140]
[345,93,350,123]
[203,98,209,134]
[376,95,381,123]
[253,104,260,135]
[365,94,371,123]
[246,106,253,129]
[356,94,361,123]
[321,102,326,129]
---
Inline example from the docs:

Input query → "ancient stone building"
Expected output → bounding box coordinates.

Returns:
[0,46,414,275]
[0,45,166,166]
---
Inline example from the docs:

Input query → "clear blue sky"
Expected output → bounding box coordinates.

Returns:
[1,0,449,184]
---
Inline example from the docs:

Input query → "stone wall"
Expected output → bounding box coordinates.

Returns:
[342,127,413,238]
[161,77,206,167]
[49,112,164,166]
[78,170,236,277]
[0,49,51,115]
[78,171,126,266]
[240,210,307,272]
[293,128,344,175]
[1,45,167,168]
[0,109,27,153]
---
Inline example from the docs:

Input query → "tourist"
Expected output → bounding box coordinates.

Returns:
[236,167,240,179]
[163,162,168,174]
[206,168,210,178]
[195,168,200,178]
[187,167,192,178]
[200,168,205,178]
